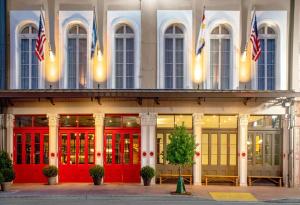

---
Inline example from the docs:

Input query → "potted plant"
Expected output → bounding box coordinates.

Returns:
[42,165,58,185]
[89,165,104,185]
[1,168,15,191]
[140,166,155,186]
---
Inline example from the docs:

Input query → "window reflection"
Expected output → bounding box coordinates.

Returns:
[106,134,112,164]
[133,134,139,164]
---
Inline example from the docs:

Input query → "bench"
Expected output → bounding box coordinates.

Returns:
[159,174,192,185]
[248,176,283,187]
[204,175,239,186]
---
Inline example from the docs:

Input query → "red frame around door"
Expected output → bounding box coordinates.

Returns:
[13,128,49,183]
[104,129,141,183]
[58,129,95,182]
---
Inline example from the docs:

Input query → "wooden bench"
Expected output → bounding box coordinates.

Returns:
[248,176,283,187]
[204,175,239,186]
[159,174,192,185]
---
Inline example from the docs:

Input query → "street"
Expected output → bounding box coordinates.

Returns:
[0,196,299,205]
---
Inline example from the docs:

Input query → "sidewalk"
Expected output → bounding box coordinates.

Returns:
[1,183,300,202]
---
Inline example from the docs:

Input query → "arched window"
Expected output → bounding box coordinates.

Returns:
[114,24,135,89]
[257,25,277,90]
[209,24,231,89]
[164,25,184,89]
[19,24,39,89]
[67,24,87,89]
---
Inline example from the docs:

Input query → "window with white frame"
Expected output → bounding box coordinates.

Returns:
[67,24,87,89]
[164,24,184,89]
[114,24,135,89]
[19,24,39,89]
[257,25,277,90]
[209,24,231,90]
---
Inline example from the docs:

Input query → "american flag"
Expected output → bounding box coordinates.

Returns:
[35,13,46,61]
[250,12,261,61]
[196,7,206,56]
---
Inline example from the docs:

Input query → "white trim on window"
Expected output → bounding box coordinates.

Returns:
[59,11,93,89]
[157,10,192,89]
[10,10,45,89]
[107,11,141,89]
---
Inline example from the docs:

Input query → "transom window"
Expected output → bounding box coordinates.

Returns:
[114,25,135,89]
[257,25,277,90]
[19,24,39,89]
[67,24,87,89]
[164,24,185,89]
[209,24,231,90]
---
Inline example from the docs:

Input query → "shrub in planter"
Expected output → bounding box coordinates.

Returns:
[0,151,13,169]
[42,165,58,185]
[89,165,104,185]
[140,166,155,186]
[1,168,15,192]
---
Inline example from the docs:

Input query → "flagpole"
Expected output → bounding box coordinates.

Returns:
[244,7,256,53]
[40,5,51,53]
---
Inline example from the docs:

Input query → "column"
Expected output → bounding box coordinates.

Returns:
[293,113,300,187]
[238,114,248,187]
[6,114,14,160]
[47,113,59,182]
[139,113,149,168]
[94,113,105,166]
[193,113,203,185]
[148,113,157,170]
[282,114,289,187]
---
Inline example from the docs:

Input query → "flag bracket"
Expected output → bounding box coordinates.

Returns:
[137,97,143,106]
[46,97,55,106]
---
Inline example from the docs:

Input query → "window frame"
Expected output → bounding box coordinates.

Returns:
[18,24,40,89]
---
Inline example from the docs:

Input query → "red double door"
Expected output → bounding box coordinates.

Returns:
[104,130,141,183]
[58,130,95,182]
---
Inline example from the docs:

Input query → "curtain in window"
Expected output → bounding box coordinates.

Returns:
[68,38,77,89]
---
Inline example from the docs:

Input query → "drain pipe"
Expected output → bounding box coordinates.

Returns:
[287,99,295,187]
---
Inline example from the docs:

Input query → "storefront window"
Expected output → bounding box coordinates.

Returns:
[133,134,139,164]
[88,134,94,164]
[157,115,192,128]
[16,115,48,127]
[202,115,237,129]
[123,116,140,128]
[104,115,140,128]
[34,116,48,127]
[248,115,281,129]
[16,116,32,127]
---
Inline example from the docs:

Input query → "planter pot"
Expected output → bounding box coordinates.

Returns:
[1,182,11,192]
[48,177,56,185]
[142,178,151,186]
[93,177,102,185]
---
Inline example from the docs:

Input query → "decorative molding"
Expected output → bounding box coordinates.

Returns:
[93,113,105,127]
[193,113,204,127]
[47,113,59,127]
[6,114,15,128]
[139,113,157,126]
[239,114,249,126]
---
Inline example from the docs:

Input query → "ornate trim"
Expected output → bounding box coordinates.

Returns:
[139,113,157,126]
[193,113,203,127]
[47,114,59,127]
[93,113,105,127]
[239,114,249,127]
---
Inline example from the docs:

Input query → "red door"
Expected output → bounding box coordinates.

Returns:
[13,129,49,183]
[58,130,95,182]
[104,130,141,183]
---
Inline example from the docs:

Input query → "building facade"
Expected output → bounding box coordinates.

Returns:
[1,0,300,187]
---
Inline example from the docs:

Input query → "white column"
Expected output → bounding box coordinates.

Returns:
[140,113,149,168]
[6,114,14,160]
[47,114,59,182]
[293,118,300,187]
[94,113,104,166]
[282,114,289,187]
[238,114,248,187]
[193,113,203,185]
[148,113,157,169]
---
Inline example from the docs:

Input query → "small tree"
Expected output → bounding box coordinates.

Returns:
[166,125,196,194]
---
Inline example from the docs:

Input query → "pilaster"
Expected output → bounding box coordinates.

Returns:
[94,113,105,166]
[193,113,203,185]
[238,114,249,187]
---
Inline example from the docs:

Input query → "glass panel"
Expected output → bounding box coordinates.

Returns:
[21,26,30,34]
[165,26,173,34]
[220,39,230,89]
[211,26,219,34]
[70,133,76,164]
[210,39,219,89]
[221,25,230,34]
[220,116,237,128]
[133,134,139,164]
[79,38,87,88]
[211,134,218,165]
[88,134,95,164]
[255,134,263,164]
[34,133,40,164]
[105,116,121,127]
[274,134,280,165]
[78,26,87,34]
[156,133,164,164]
[69,26,77,34]
[16,134,22,164]
[67,38,77,88]
[106,134,112,164]
[115,134,121,164]
[202,115,219,129]
[79,133,85,164]
[116,26,124,34]
[124,134,130,164]
[264,134,272,165]
[34,116,48,127]
[257,38,265,90]
[78,116,94,127]
[175,26,183,34]
[125,26,134,34]
[175,115,192,128]
[201,134,209,165]
[15,116,32,127]
[25,133,31,164]
[115,38,124,89]
[247,134,253,164]
[220,134,227,165]
[60,115,77,127]
[43,134,49,164]
[20,38,29,89]
[165,37,173,89]
[248,115,280,129]
[157,115,174,128]
[61,134,68,164]
[267,27,275,34]
[229,134,237,165]
[31,39,39,89]
[175,38,184,89]
[123,116,140,128]
[126,38,135,88]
